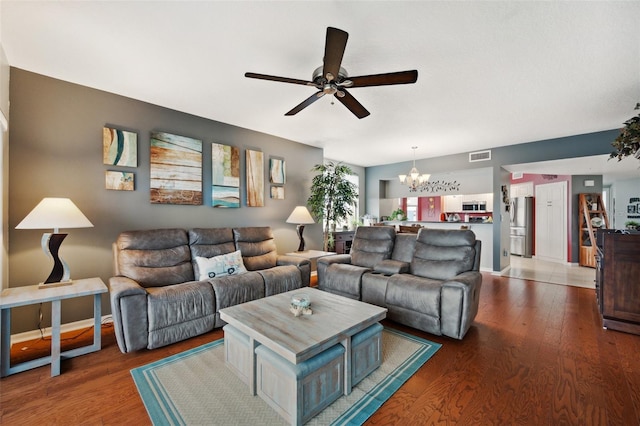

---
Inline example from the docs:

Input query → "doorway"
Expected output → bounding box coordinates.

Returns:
[535,181,567,263]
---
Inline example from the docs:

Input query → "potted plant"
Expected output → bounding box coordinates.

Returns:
[390,208,406,221]
[625,220,639,231]
[610,103,640,161]
[307,161,359,251]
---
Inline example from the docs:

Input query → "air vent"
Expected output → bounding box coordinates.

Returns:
[469,150,491,162]
[512,172,523,179]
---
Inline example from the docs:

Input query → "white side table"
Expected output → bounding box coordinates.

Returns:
[0,277,108,377]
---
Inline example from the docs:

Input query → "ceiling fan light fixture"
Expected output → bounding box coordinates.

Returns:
[245,27,418,118]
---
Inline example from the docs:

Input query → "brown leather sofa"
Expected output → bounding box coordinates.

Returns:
[109,227,310,353]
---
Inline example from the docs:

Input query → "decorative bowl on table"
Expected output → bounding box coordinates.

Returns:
[290,293,312,316]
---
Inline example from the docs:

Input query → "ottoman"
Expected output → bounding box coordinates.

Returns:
[255,343,345,425]
[351,322,383,386]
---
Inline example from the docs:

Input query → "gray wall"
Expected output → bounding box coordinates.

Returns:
[8,68,323,333]
[365,130,620,272]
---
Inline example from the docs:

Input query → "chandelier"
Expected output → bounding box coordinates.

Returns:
[398,147,460,193]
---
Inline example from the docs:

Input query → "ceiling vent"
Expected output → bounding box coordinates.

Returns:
[512,172,524,179]
[469,150,491,162]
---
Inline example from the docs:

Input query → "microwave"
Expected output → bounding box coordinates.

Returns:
[462,201,487,212]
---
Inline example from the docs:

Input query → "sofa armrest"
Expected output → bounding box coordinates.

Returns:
[373,259,409,275]
[276,255,310,268]
[440,271,482,339]
[109,276,148,353]
[317,254,352,286]
[276,255,311,287]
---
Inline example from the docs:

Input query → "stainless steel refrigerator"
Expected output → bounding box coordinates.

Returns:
[510,196,534,257]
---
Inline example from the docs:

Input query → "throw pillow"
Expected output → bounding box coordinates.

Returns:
[195,250,247,280]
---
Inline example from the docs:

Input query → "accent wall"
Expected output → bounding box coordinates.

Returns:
[7,68,323,334]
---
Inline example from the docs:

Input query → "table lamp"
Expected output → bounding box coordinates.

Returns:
[16,197,94,287]
[286,206,315,252]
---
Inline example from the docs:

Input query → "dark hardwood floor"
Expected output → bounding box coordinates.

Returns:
[2,273,639,425]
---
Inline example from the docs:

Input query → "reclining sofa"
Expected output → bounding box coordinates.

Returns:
[317,226,482,339]
[109,227,310,353]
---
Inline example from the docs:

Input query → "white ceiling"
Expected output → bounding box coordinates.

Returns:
[2,1,640,179]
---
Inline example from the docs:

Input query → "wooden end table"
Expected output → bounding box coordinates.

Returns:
[0,277,108,377]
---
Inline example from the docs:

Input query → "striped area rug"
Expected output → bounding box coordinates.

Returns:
[131,328,441,425]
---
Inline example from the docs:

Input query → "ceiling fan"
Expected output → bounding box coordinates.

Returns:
[245,27,418,119]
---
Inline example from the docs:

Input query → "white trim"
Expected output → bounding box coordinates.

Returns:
[0,110,7,131]
[9,315,112,345]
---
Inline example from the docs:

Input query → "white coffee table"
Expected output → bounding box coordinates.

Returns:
[219,287,386,424]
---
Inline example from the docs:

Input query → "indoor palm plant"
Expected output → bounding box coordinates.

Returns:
[308,161,358,251]
[610,103,640,161]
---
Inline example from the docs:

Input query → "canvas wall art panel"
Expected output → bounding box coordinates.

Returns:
[269,158,285,184]
[103,127,137,167]
[211,143,240,187]
[150,132,202,205]
[105,171,134,191]
[246,149,264,207]
[270,186,284,199]
[212,185,240,208]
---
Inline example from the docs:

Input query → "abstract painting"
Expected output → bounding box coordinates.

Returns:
[269,158,285,184]
[103,127,137,167]
[150,132,202,205]
[270,186,284,199]
[105,171,134,191]
[246,149,264,207]
[212,185,240,208]
[212,143,240,187]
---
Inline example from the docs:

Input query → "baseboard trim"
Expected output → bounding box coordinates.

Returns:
[10,315,113,345]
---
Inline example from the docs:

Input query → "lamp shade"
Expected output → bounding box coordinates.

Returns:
[286,206,315,224]
[16,198,93,231]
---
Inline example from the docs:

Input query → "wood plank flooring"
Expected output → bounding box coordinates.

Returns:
[1,273,639,425]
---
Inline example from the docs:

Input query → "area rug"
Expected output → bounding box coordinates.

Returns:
[131,328,441,426]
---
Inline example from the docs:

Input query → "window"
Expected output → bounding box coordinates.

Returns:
[406,197,418,221]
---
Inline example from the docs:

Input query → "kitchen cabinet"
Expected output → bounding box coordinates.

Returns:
[510,182,534,197]
[442,195,462,212]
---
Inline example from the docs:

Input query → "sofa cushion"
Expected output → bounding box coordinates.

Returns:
[116,228,194,287]
[233,227,278,270]
[195,250,247,280]
[411,229,476,280]
[209,272,265,310]
[391,233,417,262]
[258,265,302,296]
[146,281,216,349]
[350,226,396,268]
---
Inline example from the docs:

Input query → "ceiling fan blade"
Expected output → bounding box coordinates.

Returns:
[348,70,418,87]
[335,89,370,119]
[285,91,325,116]
[322,27,348,82]
[245,72,314,87]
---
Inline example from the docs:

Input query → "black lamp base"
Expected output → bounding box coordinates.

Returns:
[296,225,306,252]
[39,233,73,288]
